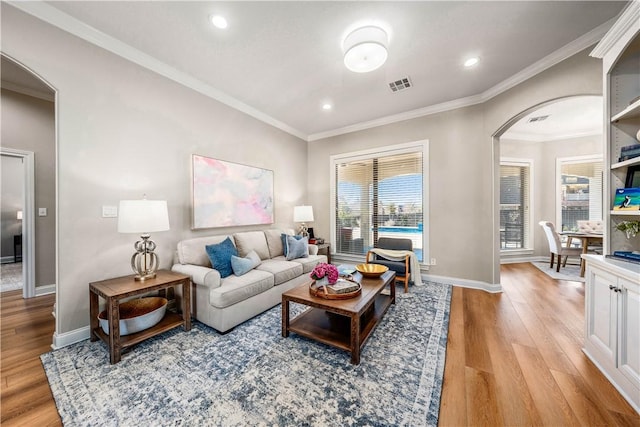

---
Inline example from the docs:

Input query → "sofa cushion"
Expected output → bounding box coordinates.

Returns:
[265,229,286,258]
[285,235,309,261]
[231,250,262,276]
[286,254,327,274]
[205,237,238,278]
[256,259,303,285]
[209,270,274,308]
[233,231,270,260]
[177,235,232,267]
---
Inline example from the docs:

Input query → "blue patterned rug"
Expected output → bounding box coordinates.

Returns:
[41,281,452,426]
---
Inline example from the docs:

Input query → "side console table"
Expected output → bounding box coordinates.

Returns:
[89,269,191,364]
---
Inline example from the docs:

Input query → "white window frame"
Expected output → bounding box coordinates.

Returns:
[555,154,603,231]
[500,157,534,253]
[330,140,429,265]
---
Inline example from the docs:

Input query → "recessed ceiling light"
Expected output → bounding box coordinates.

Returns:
[464,57,480,68]
[210,15,228,29]
[322,103,332,111]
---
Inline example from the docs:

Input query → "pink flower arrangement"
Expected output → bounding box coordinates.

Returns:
[310,263,339,284]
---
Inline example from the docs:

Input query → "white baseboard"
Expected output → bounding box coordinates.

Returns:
[35,284,56,296]
[423,273,503,293]
[52,326,90,350]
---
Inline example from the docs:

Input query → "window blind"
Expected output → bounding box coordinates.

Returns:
[335,150,423,261]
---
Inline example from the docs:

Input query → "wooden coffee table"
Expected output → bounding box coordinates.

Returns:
[281,270,396,364]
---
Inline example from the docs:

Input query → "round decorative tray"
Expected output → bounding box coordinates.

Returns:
[309,279,362,300]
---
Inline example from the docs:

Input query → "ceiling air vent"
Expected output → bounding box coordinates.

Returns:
[528,115,549,123]
[389,77,412,92]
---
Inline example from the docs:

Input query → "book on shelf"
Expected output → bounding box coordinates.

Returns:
[612,188,640,210]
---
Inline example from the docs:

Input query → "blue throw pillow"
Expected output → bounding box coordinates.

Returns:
[281,233,303,256]
[205,237,238,278]
[285,235,309,261]
[231,250,262,276]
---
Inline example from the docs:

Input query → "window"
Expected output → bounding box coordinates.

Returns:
[557,156,602,231]
[500,159,533,250]
[330,141,427,262]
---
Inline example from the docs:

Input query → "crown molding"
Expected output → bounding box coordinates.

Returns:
[590,1,640,59]
[7,1,308,141]
[481,18,614,102]
[308,94,484,141]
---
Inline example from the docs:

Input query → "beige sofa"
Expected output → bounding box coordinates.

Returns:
[171,229,327,332]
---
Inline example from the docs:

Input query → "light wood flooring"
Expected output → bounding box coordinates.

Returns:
[1,263,639,426]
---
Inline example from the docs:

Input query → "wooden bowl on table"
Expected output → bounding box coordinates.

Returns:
[355,263,388,278]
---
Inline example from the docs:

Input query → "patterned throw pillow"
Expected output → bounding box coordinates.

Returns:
[285,235,309,261]
[231,250,262,276]
[205,237,238,278]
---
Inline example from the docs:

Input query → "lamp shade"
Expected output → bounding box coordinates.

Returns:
[17,210,23,220]
[293,205,314,223]
[118,200,170,234]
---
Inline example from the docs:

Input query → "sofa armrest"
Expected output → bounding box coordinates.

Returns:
[171,264,221,289]
[308,244,319,256]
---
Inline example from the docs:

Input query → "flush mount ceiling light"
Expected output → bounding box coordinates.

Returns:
[343,26,388,73]
[322,103,332,111]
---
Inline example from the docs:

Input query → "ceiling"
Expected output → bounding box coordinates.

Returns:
[502,95,603,142]
[2,1,628,141]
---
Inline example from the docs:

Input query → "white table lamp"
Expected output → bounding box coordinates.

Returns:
[293,205,314,237]
[118,198,170,281]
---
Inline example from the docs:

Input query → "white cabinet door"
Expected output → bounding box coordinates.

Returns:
[618,277,640,391]
[586,266,618,362]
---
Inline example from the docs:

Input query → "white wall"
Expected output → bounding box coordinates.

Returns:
[310,48,603,285]
[1,5,308,334]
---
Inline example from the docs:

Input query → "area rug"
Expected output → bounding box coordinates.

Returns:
[41,281,452,426]
[531,261,584,282]
[1,262,22,292]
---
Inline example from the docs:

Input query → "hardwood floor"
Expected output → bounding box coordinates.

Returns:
[439,263,640,426]
[1,263,638,425]
[1,290,61,426]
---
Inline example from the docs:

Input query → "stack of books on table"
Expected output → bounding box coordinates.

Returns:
[326,279,360,294]
[619,144,640,162]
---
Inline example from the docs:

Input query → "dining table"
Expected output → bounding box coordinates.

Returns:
[562,232,604,277]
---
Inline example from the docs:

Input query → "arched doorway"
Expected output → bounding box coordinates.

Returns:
[492,95,604,281]
[0,54,57,303]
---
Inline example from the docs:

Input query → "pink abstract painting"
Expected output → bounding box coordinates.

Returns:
[192,155,274,229]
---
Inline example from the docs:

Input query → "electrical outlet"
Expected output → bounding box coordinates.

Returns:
[430,258,436,265]
[38,208,47,217]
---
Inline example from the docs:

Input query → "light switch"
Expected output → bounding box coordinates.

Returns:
[102,206,118,218]
[38,208,47,217]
